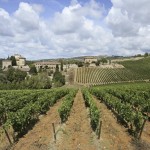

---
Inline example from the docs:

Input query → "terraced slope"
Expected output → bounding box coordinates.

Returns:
[75,68,143,85]
[119,56,150,79]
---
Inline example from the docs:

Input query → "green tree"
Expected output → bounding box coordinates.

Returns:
[56,64,59,72]
[6,67,27,83]
[6,67,15,82]
[144,52,149,57]
[25,73,51,89]
[29,65,37,75]
[10,56,17,66]
[77,61,84,67]
[45,65,48,69]
[101,58,108,64]
[95,60,101,66]
[53,71,65,87]
[0,73,7,83]
[14,69,27,82]
[0,59,2,70]
[60,60,63,71]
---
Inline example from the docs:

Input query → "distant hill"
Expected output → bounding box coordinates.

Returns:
[119,56,150,79]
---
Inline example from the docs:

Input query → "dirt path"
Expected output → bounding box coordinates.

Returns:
[92,96,135,150]
[142,120,150,143]
[54,90,99,150]
[136,118,150,150]
[12,99,63,150]
[0,126,14,150]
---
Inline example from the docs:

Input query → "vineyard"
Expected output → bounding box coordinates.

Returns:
[0,88,69,142]
[119,56,150,79]
[75,67,144,85]
[0,82,150,149]
[0,88,102,150]
[90,83,150,138]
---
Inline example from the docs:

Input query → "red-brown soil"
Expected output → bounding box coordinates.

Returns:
[142,120,150,143]
[92,96,150,150]
[0,126,14,150]
[92,96,134,150]
[1,90,150,150]
[11,99,63,150]
[54,90,100,150]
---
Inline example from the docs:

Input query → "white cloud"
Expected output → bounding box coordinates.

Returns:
[111,0,150,24]
[52,4,84,34]
[52,0,104,35]
[14,2,40,31]
[80,0,105,19]
[31,4,44,14]
[105,0,150,54]
[106,7,140,37]
[0,8,14,36]
[107,0,150,37]
[0,0,150,60]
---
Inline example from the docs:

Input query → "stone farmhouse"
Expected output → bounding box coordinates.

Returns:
[2,60,12,69]
[34,61,61,72]
[2,54,30,72]
[14,54,26,66]
[84,56,97,64]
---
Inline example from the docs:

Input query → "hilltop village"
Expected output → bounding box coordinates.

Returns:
[0,53,149,89]
[2,54,125,71]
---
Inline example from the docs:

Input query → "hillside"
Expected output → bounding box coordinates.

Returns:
[119,56,150,79]
[75,68,143,85]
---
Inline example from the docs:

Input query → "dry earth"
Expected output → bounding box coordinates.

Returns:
[1,89,150,150]
[11,99,63,150]
[54,90,100,150]
[92,96,134,150]
[92,95,150,150]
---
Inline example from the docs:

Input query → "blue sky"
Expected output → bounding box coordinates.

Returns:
[0,0,150,60]
[0,0,112,17]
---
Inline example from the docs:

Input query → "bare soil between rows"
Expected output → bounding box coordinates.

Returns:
[92,96,134,150]
[1,90,150,150]
[53,90,100,150]
[11,98,63,150]
[92,95,150,150]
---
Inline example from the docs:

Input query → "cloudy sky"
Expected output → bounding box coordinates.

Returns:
[0,0,150,60]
